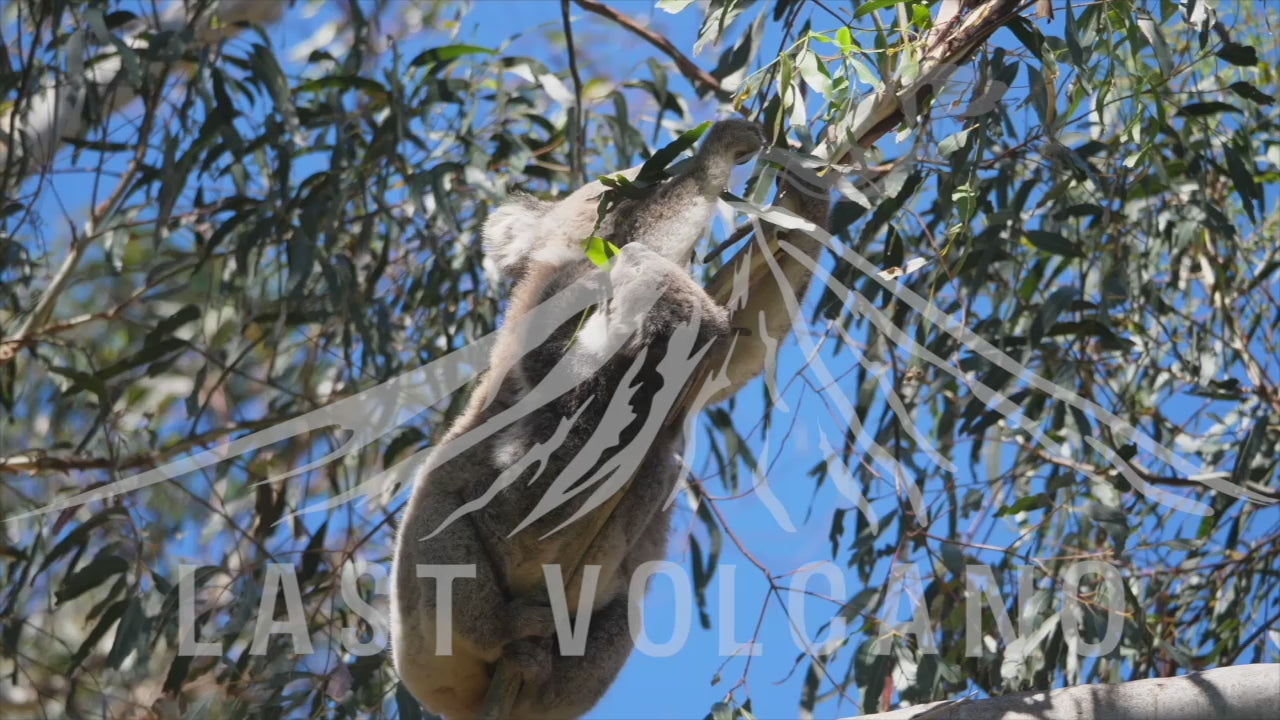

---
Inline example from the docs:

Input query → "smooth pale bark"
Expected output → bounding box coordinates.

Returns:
[842,664,1280,720]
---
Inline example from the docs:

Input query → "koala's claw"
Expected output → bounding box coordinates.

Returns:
[703,119,766,165]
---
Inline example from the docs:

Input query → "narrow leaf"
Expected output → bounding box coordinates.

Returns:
[1025,230,1085,258]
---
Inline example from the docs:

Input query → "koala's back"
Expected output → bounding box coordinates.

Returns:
[464,256,688,567]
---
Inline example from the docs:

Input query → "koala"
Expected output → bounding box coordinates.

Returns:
[391,119,766,720]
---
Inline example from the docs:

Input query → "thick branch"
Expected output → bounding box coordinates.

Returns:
[841,664,1280,720]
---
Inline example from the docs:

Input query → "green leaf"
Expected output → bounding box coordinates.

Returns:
[855,0,910,18]
[1229,417,1268,487]
[249,43,292,114]
[836,26,854,52]
[656,0,698,12]
[596,173,651,199]
[1223,144,1260,223]
[106,597,146,669]
[1177,101,1243,117]
[911,2,931,28]
[796,50,832,97]
[709,701,733,720]
[49,364,109,402]
[1216,42,1258,66]
[1047,320,1133,350]
[67,600,128,675]
[586,235,619,269]
[1032,286,1079,346]
[1065,5,1088,67]
[1135,12,1173,78]
[1086,502,1130,547]
[689,535,711,629]
[1054,202,1105,219]
[186,362,207,418]
[384,427,427,467]
[1228,81,1275,106]
[36,508,128,578]
[940,541,965,577]
[995,493,1053,517]
[293,75,391,103]
[104,10,138,29]
[828,508,846,559]
[407,44,494,69]
[584,236,620,268]
[709,9,766,88]
[56,553,128,605]
[637,121,712,181]
[97,336,189,384]
[1025,230,1085,258]
[1007,16,1045,62]
[144,305,202,347]
[939,126,976,158]
[854,637,892,712]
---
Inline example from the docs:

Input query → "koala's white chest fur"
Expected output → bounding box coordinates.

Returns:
[572,307,613,358]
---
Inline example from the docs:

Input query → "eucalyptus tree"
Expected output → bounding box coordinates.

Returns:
[0,1,1275,718]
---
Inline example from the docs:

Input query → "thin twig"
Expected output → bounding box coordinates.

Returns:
[1,79,160,362]
[701,223,755,264]
[572,0,725,99]
[561,0,585,187]
[0,418,281,475]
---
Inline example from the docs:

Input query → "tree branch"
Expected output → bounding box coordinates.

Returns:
[696,0,1025,404]
[841,664,1280,720]
[572,0,725,98]
[0,419,280,475]
[0,0,287,363]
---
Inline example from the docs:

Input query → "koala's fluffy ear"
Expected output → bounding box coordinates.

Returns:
[482,192,554,280]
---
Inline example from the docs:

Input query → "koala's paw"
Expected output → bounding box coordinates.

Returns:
[702,301,732,340]
[598,244,674,340]
[610,243,672,299]
[503,636,554,686]
[703,119,766,165]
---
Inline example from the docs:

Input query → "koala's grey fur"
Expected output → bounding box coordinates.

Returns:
[391,120,766,720]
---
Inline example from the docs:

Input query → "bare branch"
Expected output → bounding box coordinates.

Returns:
[572,0,725,98]
[841,664,1280,720]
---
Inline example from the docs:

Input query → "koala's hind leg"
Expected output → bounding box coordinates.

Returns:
[510,592,635,720]
[395,480,556,658]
